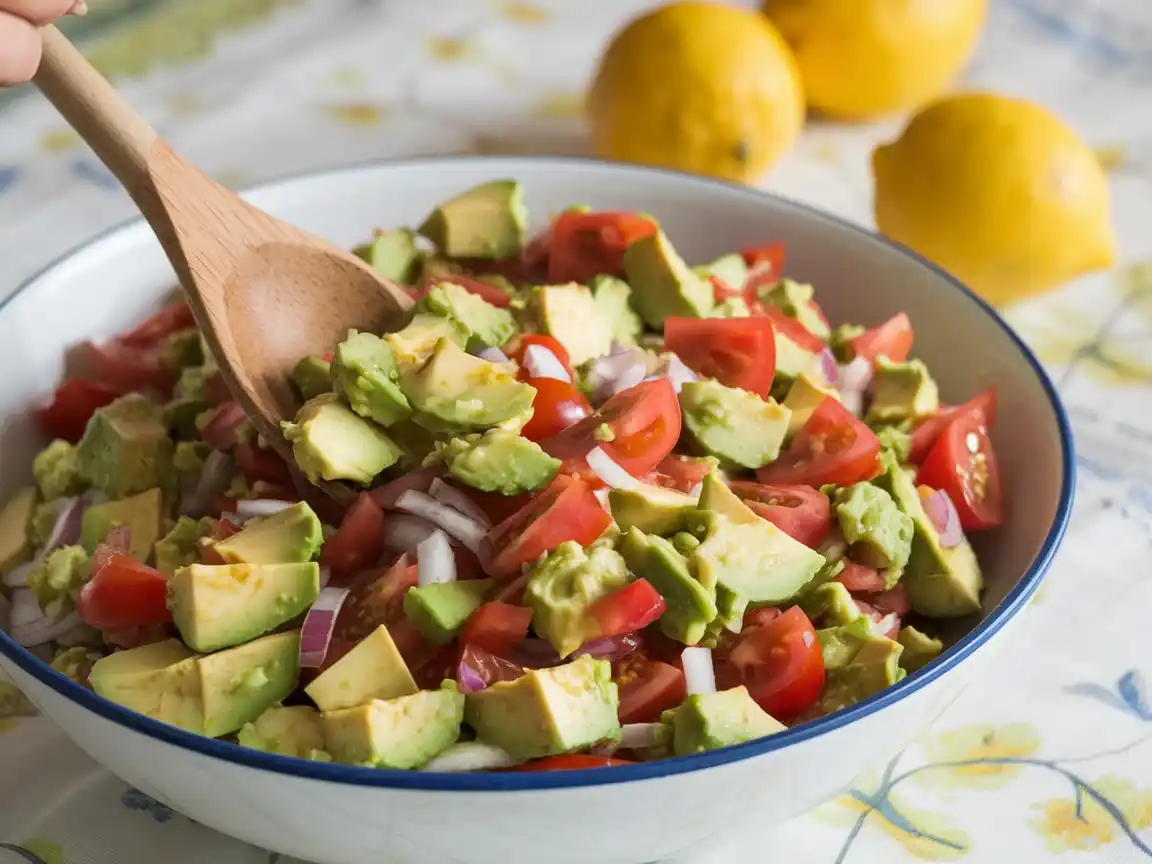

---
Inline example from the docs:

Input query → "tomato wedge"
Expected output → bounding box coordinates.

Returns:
[460,602,533,655]
[515,755,634,771]
[233,441,293,487]
[757,305,826,355]
[871,582,911,617]
[519,377,592,442]
[740,242,786,273]
[850,313,913,363]
[334,554,419,643]
[710,274,743,302]
[35,378,123,443]
[835,561,887,593]
[727,482,831,547]
[757,397,881,487]
[917,404,1004,531]
[615,654,687,724]
[320,493,386,585]
[644,454,714,494]
[77,551,173,631]
[504,334,576,381]
[79,340,174,394]
[426,271,513,308]
[909,387,997,465]
[591,579,666,639]
[664,316,776,397]
[547,211,658,284]
[116,300,196,347]
[198,402,246,451]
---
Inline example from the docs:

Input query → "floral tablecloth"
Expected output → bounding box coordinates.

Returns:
[1,1,1150,862]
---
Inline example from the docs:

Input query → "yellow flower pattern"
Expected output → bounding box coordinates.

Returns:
[1032,775,1152,853]
[919,723,1043,789]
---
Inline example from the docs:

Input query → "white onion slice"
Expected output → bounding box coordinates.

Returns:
[870,612,900,638]
[2,560,36,589]
[837,357,874,393]
[585,446,639,491]
[682,646,716,696]
[688,481,704,499]
[235,499,295,519]
[11,609,82,647]
[180,450,233,518]
[523,344,571,383]
[299,586,350,668]
[593,488,612,512]
[839,389,864,418]
[819,348,839,386]
[8,590,42,629]
[394,490,486,553]
[922,489,964,548]
[417,530,456,585]
[619,722,663,750]
[609,361,648,397]
[651,353,699,394]
[420,741,521,772]
[587,351,647,403]
[475,347,510,364]
[382,513,442,553]
[318,565,331,589]
[429,478,492,529]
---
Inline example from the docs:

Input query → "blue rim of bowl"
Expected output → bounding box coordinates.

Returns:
[0,155,1074,792]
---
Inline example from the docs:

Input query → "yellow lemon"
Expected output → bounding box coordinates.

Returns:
[588,2,804,183]
[761,0,987,119]
[873,94,1117,306]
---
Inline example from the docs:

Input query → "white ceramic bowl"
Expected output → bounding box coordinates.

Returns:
[0,158,1072,864]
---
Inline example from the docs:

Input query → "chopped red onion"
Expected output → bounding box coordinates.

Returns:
[456,662,488,694]
[417,530,456,585]
[819,348,839,387]
[382,513,443,554]
[420,741,522,772]
[523,344,570,383]
[394,490,487,553]
[180,450,233,518]
[585,446,639,491]
[3,497,88,587]
[682,646,716,696]
[870,612,900,638]
[475,347,510,364]
[456,644,525,693]
[299,586,350,668]
[922,489,963,548]
[429,478,492,529]
[235,499,295,519]
[837,357,874,393]
[11,608,82,647]
[619,723,663,750]
[572,632,643,663]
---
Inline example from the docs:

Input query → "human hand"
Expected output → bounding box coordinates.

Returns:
[0,0,86,86]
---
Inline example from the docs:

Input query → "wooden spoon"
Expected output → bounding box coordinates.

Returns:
[33,26,414,508]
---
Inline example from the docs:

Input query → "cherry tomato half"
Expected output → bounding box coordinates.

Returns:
[35,378,123,443]
[917,404,1004,531]
[850,313,914,364]
[664,316,777,397]
[757,397,881,488]
[727,482,831,548]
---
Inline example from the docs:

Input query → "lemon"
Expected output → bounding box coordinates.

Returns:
[873,94,1117,306]
[761,0,987,119]
[588,2,804,183]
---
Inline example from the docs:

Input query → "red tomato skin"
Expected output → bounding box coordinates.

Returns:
[850,313,914,363]
[727,482,831,548]
[644,454,714,494]
[547,211,657,284]
[320,493,386,585]
[918,408,1004,531]
[757,398,881,488]
[909,387,997,465]
[759,306,826,354]
[835,561,887,593]
[664,316,776,397]
[740,242,786,272]
[234,441,293,487]
[871,583,911,617]
[199,402,246,451]
[505,334,575,381]
[460,602,533,655]
[116,300,196,346]
[591,579,666,638]
[77,553,173,630]
[80,340,174,394]
[36,378,123,443]
[334,555,419,643]
[615,656,687,725]
[519,377,592,442]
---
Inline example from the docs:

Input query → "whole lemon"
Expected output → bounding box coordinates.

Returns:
[588,2,804,183]
[873,94,1117,306]
[761,0,987,119]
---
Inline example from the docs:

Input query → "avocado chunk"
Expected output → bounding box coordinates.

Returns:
[525,541,630,658]
[420,281,518,352]
[173,440,210,478]
[304,624,418,712]
[211,502,323,565]
[623,230,714,329]
[386,313,470,372]
[168,562,319,653]
[875,424,913,463]
[33,440,85,500]
[619,528,717,646]
[154,516,212,575]
[292,355,333,402]
[353,227,422,284]
[816,615,873,670]
[163,396,210,440]
[163,328,203,372]
[529,283,616,365]
[464,655,619,759]
[709,296,753,319]
[609,484,697,536]
[782,374,838,437]
[80,487,164,562]
[755,279,830,341]
[669,686,786,756]
[324,682,465,769]
[897,626,945,673]
[90,639,205,734]
[282,393,403,486]
[50,645,103,684]
[834,483,913,583]
[404,579,494,646]
[417,179,526,259]
[867,358,939,424]
[0,487,36,574]
[400,338,536,433]
[590,276,644,347]
[694,253,748,293]
[435,429,559,495]
[830,323,866,362]
[679,381,791,470]
[27,545,91,615]
[237,705,330,760]
[814,636,904,716]
[387,418,440,470]
[332,330,412,427]
[198,630,302,737]
[799,582,864,627]
[76,394,175,500]
[774,332,823,382]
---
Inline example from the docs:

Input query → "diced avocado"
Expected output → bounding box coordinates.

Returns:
[387,419,440,469]
[176,365,206,400]
[695,473,760,526]
[814,636,904,716]
[332,330,412,427]
[694,253,748,292]
[27,545,90,615]
[830,323,866,362]
[530,283,615,366]
[76,394,175,500]
[163,328,204,371]
[33,440,85,500]
[755,279,830,341]
[782,374,838,437]
[679,381,791,470]
[707,582,747,641]
[385,313,470,372]
[353,227,422,284]
[50,645,103,685]
[0,487,36,574]
[168,562,319,653]
[875,425,912,463]
[324,682,465,769]
[305,624,418,712]
[420,282,518,352]
[417,179,526,259]
[237,705,329,760]
[609,484,697,536]
[590,276,644,347]
[669,686,786,756]
[709,296,752,318]
[834,483,913,583]
[619,528,716,646]
[671,531,701,556]
[29,500,61,550]
[404,579,494,646]
[282,393,403,486]
[90,640,205,734]
[799,582,864,627]
[400,338,536,433]
[155,515,215,575]
[897,626,945,673]
[867,358,939,424]
[816,615,873,670]
[292,355,333,402]
[465,655,619,759]
[623,231,714,330]
[163,396,209,440]
[198,630,301,737]
[211,502,323,565]
[525,541,629,658]
[435,429,559,495]
[80,487,164,562]
[173,441,210,477]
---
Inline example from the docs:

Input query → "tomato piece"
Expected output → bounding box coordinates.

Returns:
[644,454,714,494]
[370,465,443,510]
[590,579,666,639]
[515,755,634,771]
[460,602,533,655]
[504,334,575,381]
[757,397,881,487]
[871,582,911,617]
[758,306,826,355]
[234,441,293,487]
[116,300,196,347]
[727,482,831,548]
[492,572,530,605]
[483,475,612,578]
[835,561,887,593]
[547,211,658,284]
[519,377,592,442]
[850,313,913,363]
[710,274,743,302]
[203,370,232,406]
[320,493,385,585]
[615,654,686,724]
[452,545,487,581]
[334,554,419,642]
[103,622,171,650]
[716,606,824,721]
[455,485,534,527]
[740,242,786,273]
[664,316,776,397]
[35,378,124,443]
[542,379,681,479]
[425,271,512,308]
[77,552,173,630]
[743,607,782,630]
[79,340,174,394]
[917,406,1004,531]
[198,401,246,451]
[854,598,902,639]
[909,387,997,465]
